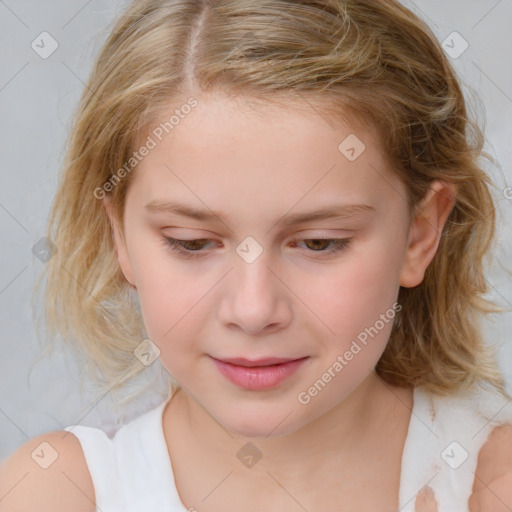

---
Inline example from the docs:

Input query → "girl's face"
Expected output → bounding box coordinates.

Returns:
[106,94,446,437]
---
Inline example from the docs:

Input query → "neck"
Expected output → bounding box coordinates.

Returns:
[168,372,413,482]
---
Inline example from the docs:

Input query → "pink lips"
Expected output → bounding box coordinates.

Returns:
[218,356,301,367]
[211,356,309,390]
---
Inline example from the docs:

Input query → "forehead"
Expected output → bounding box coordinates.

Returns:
[127,93,404,215]
[136,92,383,157]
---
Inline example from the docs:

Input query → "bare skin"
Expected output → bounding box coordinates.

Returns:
[102,92,456,511]
[163,374,415,512]
[11,93,512,512]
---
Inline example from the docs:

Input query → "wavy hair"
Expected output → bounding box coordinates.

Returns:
[33,0,509,404]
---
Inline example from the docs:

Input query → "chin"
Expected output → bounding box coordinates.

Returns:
[228,422,292,439]
[220,408,305,439]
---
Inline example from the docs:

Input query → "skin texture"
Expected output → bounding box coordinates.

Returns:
[107,93,455,435]
[1,94,511,512]
[102,93,457,510]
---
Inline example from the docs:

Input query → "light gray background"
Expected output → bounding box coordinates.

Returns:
[1,0,511,461]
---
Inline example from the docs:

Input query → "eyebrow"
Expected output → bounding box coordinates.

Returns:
[144,199,375,225]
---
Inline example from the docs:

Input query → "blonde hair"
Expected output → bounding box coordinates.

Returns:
[33,0,510,404]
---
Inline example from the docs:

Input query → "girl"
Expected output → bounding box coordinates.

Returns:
[1,0,512,511]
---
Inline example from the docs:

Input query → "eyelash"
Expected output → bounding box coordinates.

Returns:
[163,237,352,259]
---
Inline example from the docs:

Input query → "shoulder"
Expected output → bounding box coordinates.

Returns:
[469,424,512,512]
[0,430,95,512]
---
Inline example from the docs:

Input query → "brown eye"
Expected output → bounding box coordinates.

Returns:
[293,238,352,255]
[303,239,331,251]
[163,237,214,259]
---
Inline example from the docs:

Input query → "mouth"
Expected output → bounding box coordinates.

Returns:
[210,355,309,390]
[212,356,306,367]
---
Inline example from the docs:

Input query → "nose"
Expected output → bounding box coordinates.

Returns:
[218,251,293,336]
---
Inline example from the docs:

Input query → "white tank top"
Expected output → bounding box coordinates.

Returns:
[63,385,512,512]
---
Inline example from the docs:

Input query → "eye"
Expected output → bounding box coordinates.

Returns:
[163,236,352,259]
[163,237,214,259]
[292,238,352,255]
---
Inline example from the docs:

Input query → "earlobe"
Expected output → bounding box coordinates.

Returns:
[399,181,456,288]
[102,197,137,289]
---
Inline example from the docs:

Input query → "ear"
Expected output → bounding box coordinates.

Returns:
[399,180,456,288]
[102,197,137,289]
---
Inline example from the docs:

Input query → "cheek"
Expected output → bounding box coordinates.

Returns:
[136,280,201,374]
[301,239,405,381]
[127,243,185,336]
[129,225,405,377]
[131,249,215,370]
[136,274,194,336]
[310,247,403,335]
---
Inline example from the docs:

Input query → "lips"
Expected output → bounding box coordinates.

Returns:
[213,356,304,367]
[210,356,309,390]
